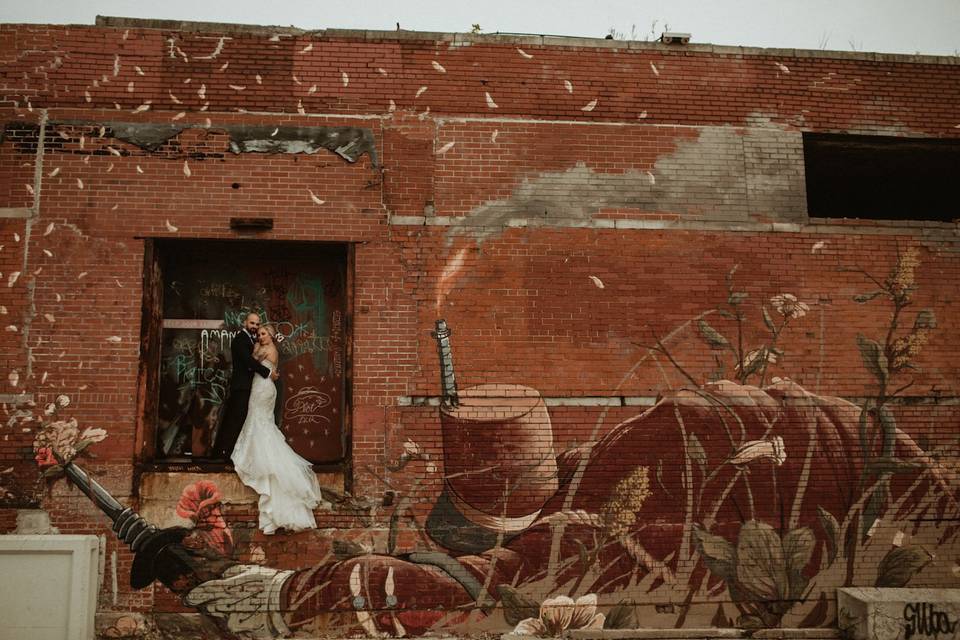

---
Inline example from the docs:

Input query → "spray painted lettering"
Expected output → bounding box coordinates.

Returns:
[904,603,960,640]
[283,387,332,425]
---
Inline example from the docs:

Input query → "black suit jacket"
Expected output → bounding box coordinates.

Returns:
[230,329,271,391]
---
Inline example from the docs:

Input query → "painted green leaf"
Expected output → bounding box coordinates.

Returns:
[718,309,737,320]
[861,482,889,541]
[74,439,92,455]
[875,546,932,587]
[694,526,737,581]
[41,464,64,478]
[857,405,869,459]
[865,457,922,476]
[699,320,730,349]
[738,614,766,630]
[605,600,637,629]
[914,309,936,330]
[735,521,788,600]
[497,585,540,626]
[853,291,885,303]
[728,292,749,305]
[878,406,897,458]
[783,527,815,600]
[856,334,888,384]
[762,305,775,333]
[687,433,708,474]
[817,507,840,564]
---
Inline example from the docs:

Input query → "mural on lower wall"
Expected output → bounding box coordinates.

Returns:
[28,247,960,638]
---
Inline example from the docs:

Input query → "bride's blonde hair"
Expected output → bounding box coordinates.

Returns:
[261,324,278,343]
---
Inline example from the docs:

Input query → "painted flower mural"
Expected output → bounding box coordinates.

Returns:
[513,594,605,636]
[177,481,234,555]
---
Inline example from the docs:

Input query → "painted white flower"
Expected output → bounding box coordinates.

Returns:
[402,439,422,457]
[56,394,70,407]
[80,427,108,443]
[736,348,777,372]
[770,293,810,319]
[730,435,786,466]
[513,593,605,636]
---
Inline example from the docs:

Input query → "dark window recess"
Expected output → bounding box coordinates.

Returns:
[803,133,960,221]
[142,240,350,467]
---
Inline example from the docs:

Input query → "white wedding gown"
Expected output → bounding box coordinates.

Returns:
[231,360,324,533]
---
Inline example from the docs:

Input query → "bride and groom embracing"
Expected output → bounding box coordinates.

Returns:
[212,312,327,534]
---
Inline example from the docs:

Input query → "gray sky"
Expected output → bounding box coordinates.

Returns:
[2,0,959,56]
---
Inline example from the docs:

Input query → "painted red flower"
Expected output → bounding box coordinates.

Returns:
[176,481,233,555]
[34,447,57,468]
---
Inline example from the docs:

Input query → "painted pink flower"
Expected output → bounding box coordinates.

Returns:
[34,447,57,468]
[176,481,233,555]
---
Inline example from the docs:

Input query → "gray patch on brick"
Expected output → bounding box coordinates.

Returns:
[447,125,808,243]
[110,123,185,150]
[226,125,379,164]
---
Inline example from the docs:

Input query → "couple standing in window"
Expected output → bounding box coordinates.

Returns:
[213,312,327,534]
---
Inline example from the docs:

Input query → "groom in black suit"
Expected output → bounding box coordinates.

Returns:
[212,312,278,459]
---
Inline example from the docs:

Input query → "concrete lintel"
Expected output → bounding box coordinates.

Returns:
[389,215,426,226]
[544,396,622,407]
[0,208,33,218]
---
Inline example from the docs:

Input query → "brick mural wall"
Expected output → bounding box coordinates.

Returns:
[0,19,958,638]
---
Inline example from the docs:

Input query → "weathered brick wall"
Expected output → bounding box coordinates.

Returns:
[0,21,958,639]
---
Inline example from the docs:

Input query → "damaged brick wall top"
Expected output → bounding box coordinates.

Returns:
[1,23,959,136]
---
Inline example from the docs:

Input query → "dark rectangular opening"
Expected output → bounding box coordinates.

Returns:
[136,239,352,472]
[803,133,960,221]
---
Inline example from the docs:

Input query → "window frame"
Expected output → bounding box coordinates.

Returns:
[133,238,354,483]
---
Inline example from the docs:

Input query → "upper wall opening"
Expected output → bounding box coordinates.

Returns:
[803,133,960,222]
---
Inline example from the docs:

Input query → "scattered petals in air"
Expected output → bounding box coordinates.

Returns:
[165,220,178,232]
[581,99,598,112]
[308,85,317,94]
[77,272,88,279]
[485,92,498,109]
[183,161,191,177]
[107,146,121,156]
[517,48,533,59]
[437,141,456,154]
[297,100,305,114]
[198,84,206,99]
[43,250,53,257]
[43,222,54,236]
[491,129,499,144]
[647,171,656,186]
[300,43,313,54]
[341,71,349,87]
[135,65,145,76]
[650,62,660,76]
[415,86,428,98]
[8,272,20,287]
[307,189,325,205]
[25,184,34,195]
[775,62,790,74]
[48,167,60,178]
[169,92,181,104]
[76,178,84,190]
[136,165,144,174]
[5,325,17,333]
[131,103,151,114]
[44,314,55,323]
[811,241,827,253]
[388,99,396,112]
[229,84,245,91]
[638,110,648,119]
[172,112,186,121]
[564,80,573,93]
[84,90,92,103]
[432,60,446,73]
[106,336,122,343]
[589,276,605,289]
[8,371,19,387]
[377,67,388,76]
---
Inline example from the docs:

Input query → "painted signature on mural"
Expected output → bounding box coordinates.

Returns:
[283,386,332,424]
[904,603,960,639]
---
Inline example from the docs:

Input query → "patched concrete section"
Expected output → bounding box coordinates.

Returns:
[13,509,60,534]
[838,588,960,640]
[446,125,807,242]
[743,127,808,221]
[45,121,378,164]
[226,125,378,164]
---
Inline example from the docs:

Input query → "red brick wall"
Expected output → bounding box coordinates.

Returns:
[0,22,958,637]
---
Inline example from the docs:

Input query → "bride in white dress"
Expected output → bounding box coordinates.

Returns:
[231,324,326,534]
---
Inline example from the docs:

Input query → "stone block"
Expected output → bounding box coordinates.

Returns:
[838,588,960,640]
